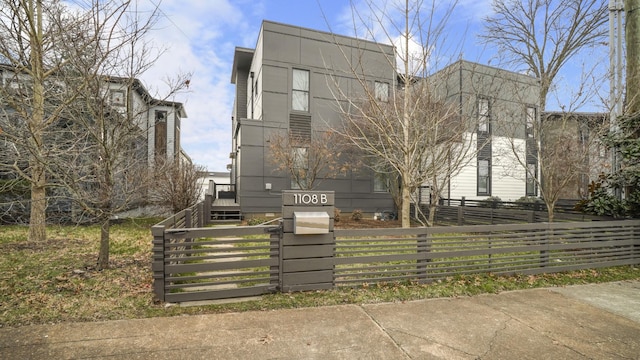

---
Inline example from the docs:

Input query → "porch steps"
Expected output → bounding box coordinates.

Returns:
[210,198,242,222]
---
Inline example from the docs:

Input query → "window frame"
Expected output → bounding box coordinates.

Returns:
[526,162,537,196]
[373,172,390,193]
[110,89,126,107]
[477,97,490,133]
[374,81,389,102]
[525,106,536,138]
[477,159,491,196]
[292,68,310,112]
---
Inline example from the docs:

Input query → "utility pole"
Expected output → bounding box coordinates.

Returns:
[626,0,640,114]
[610,0,625,200]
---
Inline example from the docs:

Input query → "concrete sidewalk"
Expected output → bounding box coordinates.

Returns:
[1,280,639,359]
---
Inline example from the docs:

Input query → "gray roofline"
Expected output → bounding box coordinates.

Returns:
[231,47,255,84]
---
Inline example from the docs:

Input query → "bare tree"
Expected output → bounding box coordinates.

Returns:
[0,0,162,242]
[326,0,463,227]
[480,0,608,111]
[481,0,610,221]
[54,5,189,269]
[343,79,470,226]
[151,157,205,214]
[0,1,190,268]
[268,130,350,190]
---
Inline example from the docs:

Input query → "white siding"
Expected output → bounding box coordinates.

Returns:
[448,134,528,202]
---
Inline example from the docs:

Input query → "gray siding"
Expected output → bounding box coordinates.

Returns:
[232,21,396,215]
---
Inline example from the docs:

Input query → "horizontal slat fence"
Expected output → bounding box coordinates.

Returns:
[427,205,612,225]
[153,218,639,302]
[154,225,280,303]
[333,220,640,286]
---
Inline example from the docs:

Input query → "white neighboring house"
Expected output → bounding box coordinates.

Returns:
[102,77,188,166]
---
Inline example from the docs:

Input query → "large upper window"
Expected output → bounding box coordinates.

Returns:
[375,81,389,102]
[292,69,309,112]
[478,97,490,133]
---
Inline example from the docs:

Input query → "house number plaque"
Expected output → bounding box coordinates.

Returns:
[293,193,328,205]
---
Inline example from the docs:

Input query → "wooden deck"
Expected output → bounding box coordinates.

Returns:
[210,198,242,221]
[212,198,240,208]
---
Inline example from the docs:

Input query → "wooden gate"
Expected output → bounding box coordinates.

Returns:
[152,224,281,303]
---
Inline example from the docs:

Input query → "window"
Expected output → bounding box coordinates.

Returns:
[110,90,125,107]
[525,106,536,137]
[374,172,390,192]
[291,147,308,189]
[292,69,309,112]
[477,159,490,195]
[478,97,490,133]
[155,110,167,123]
[526,163,537,196]
[154,110,168,157]
[375,81,389,102]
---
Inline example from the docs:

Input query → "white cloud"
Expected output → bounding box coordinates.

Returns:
[135,0,256,171]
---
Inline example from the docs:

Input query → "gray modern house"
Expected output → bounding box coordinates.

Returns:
[229,20,544,218]
[230,21,397,217]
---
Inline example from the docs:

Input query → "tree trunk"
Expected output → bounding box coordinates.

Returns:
[28,160,46,242]
[546,202,555,223]
[97,218,110,270]
[27,0,47,242]
[627,0,640,114]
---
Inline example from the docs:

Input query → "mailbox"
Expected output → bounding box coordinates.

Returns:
[293,211,330,235]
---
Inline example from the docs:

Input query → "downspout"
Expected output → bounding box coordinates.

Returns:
[250,71,255,119]
[449,61,463,206]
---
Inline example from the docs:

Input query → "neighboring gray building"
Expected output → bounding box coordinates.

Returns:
[430,60,541,202]
[229,21,543,218]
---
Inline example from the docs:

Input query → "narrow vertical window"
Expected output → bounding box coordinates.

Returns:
[478,97,490,133]
[154,110,167,157]
[375,81,389,102]
[526,106,536,137]
[526,163,537,196]
[477,159,490,196]
[292,69,309,112]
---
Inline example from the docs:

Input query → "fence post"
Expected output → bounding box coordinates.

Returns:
[204,194,212,226]
[457,206,464,226]
[151,225,166,302]
[197,202,204,228]
[185,208,192,228]
[416,229,431,282]
[185,209,193,250]
[540,223,550,267]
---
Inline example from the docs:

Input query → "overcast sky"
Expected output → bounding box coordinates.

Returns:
[136,0,608,172]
